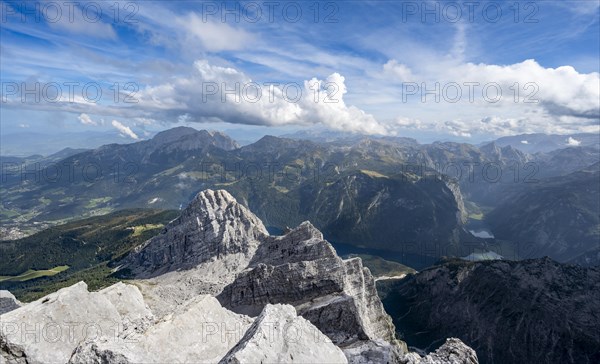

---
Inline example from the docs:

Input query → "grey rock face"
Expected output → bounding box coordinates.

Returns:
[0,291,21,315]
[220,304,347,364]
[69,295,253,364]
[123,190,401,361]
[342,339,405,364]
[2,282,346,364]
[122,189,479,363]
[122,189,268,277]
[381,258,599,364]
[442,178,467,224]
[0,282,153,364]
[401,338,478,364]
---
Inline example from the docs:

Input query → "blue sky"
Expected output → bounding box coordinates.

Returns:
[1,0,599,144]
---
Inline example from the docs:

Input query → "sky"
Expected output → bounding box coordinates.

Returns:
[1,0,599,145]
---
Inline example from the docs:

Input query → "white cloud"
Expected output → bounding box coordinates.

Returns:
[131,5,253,53]
[521,140,529,144]
[135,60,391,135]
[175,13,253,52]
[566,137,581,146]
[111,120,139,140]
[384,59,600,137]
[18,123,29,128]
[78,113,97,126]
[383,60,414,81]
[46,4,117,39]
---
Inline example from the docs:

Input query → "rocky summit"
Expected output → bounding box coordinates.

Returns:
[1,189,478,364]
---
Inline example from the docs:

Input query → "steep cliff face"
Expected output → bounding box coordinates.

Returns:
[441,177,467,224]
[122,189,269,278]
[487,166,600,262]
[296,171,470,255]
[379,258,600,364]
[218,227,397,347]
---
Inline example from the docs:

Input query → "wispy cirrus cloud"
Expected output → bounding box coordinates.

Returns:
[112,120,139,140]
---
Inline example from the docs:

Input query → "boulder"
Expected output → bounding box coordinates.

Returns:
[220,304,347,364]
[0,282,152,364]
[69,295,253,364]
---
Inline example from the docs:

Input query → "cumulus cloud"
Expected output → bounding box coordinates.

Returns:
[78,113,98,126]
[521,140,529,144]
[112,120,139,140]
[566,137,581,146]
[135,60,391,135]
[384,59,600,137]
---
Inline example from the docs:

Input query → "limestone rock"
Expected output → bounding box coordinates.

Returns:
[381,257,599,364]
[122,190,402,362]
[122,189,268,278]
[401,338,479,364]
[0,282,153,364]
[218,225,396,347]
[341,339,405,364]
[1,189,481,364]
[0,291,21,315]
[69,295,253,364]
[220,304,347,364]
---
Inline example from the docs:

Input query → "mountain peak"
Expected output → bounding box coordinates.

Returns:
[185,189,262,228]
[122,189,267,277]
[151,126,200,144]
[284,221,323,241]
[150,127,239,151]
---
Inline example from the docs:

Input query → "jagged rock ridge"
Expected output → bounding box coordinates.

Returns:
[2,189,478,364]
[121,190,402,361]
[120,189,477,363]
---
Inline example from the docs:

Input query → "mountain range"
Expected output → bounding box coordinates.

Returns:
[1,127,598,266]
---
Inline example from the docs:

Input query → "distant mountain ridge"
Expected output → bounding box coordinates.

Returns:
[486,163,600,262]
[484,132,599,153]
[378,257,600,364]
[1,129,474,264]
[2,127,599,267]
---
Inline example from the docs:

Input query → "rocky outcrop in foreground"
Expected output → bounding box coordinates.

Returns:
[2,190,478,363]
[1,282,153,364]
[1,282,344,364]
[379,257,600,364]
